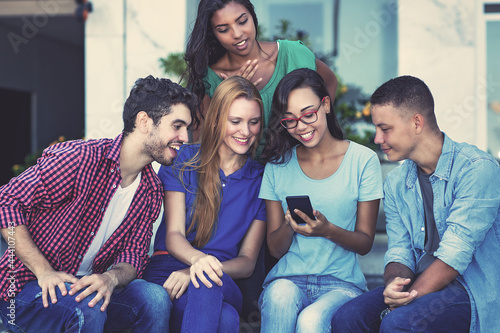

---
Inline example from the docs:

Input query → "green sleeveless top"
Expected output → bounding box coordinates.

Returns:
[204,39,316,134]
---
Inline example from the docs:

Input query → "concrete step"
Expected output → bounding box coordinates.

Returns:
[359,232,387,290]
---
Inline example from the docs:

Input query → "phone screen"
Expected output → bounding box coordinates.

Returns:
[285,195,315,224]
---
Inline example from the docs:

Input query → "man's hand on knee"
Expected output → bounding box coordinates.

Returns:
[38,270,79,308]
[383,277,418,310]
[69,273,118,312]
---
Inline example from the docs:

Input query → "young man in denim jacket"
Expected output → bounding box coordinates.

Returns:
[333,75,500,333]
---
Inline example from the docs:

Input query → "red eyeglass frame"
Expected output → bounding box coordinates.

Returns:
[280,97,326,129]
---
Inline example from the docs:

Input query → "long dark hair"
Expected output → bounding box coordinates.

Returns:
[261,68,345,164]
[183,0,259,126]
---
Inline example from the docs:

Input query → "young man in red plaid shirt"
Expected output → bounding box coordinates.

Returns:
[0,75,197,332]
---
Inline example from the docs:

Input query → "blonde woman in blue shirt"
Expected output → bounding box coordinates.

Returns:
[258,68,383,332]
[143,76,266,332]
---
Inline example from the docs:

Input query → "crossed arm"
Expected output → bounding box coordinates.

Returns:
[379,160,500,309]
[382,260,459,310]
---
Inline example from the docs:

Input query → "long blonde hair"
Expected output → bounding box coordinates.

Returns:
[184,76,263,248]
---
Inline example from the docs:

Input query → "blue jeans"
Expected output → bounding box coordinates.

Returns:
[259,275,364,333]
[332,280,471,332]
[0,278,170,333]
[143,254,243,333]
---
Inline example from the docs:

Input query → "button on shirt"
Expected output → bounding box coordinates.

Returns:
[0,135,163,301]
[383,133,500,332]
[153,144,266,262]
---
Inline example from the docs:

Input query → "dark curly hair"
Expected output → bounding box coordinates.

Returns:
[122,75,198,136]
[261,68,344,164]
[182,0,259,126]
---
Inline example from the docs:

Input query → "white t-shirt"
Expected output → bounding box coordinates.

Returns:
[77,173,142,276]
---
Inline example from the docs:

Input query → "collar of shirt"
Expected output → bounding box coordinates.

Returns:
[405,133,453,189]
[107,133,162,191]
[218,156,263,181]
[105,133,123,164]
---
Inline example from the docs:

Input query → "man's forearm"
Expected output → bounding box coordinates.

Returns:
[0,225,54,278]
[384,262,415,287]
[408,259,458,298]
[103,262,137,288]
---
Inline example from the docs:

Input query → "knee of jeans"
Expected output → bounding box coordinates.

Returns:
[380,317,395,332]
[296,307,329,332]
[131,280,171,313]
[380,309,408,333]
[71,299,107,329]
[331,310,346,330]
[332,297,356,319]
[84,310,107,329]
[261,279,302,309]
[331,301,365,332]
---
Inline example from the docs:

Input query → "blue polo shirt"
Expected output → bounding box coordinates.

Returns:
[153,144,266,261]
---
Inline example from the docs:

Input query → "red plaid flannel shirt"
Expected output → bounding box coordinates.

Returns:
[0,134,163,300]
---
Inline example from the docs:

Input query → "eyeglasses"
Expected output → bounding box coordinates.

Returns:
[280,97,326,129]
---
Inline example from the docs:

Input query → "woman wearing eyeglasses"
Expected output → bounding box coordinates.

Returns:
[258,68,383,332]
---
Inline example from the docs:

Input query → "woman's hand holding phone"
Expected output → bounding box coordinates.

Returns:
[286,208,333,238]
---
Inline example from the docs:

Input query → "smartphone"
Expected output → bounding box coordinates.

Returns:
[285,195,315,224]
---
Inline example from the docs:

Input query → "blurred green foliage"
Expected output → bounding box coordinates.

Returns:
[160,52,188,86]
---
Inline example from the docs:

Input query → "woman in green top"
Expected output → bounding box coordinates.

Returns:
[184,0,338,141]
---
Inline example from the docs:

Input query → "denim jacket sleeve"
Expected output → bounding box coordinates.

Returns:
[434,157,500,274]
[383,174,417,273]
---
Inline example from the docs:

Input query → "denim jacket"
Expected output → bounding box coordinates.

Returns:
[383,133,500,333]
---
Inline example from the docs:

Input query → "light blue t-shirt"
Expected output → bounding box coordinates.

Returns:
[259,142,383,291]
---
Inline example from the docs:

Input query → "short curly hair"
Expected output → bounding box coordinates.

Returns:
[122,75,198,135]
[371,75,437,129]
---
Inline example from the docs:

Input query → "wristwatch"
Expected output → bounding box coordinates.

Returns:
[380,308,392,320]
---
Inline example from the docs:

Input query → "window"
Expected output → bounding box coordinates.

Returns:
[486,20,500,159]
[254,0,334,54]
[477,1,500,159]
